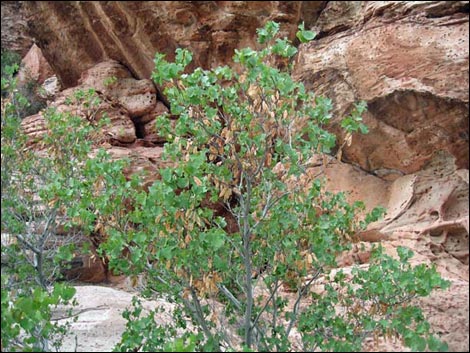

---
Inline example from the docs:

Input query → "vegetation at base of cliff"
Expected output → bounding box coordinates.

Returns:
[1,49,21,98]
[107,21,449,352]
[1,67,118,351]
[1,49,21,75]
[2,62,76,351]
[1,21,450,352]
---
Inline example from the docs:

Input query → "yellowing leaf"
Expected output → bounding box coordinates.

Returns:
[345,132,353,147]
[222,187,232,201]
[131,275,138,287]
[193,176,202,186]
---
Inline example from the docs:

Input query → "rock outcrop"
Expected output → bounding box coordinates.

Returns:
[319,151,469,269]
[54,274,468,352]
[12,1,469,351]
[53,285,177,352]
[1,1,33,56]
[294,1,469,175]
[21,60,171,148]
[22,1,327,88]
[17,44,54,86]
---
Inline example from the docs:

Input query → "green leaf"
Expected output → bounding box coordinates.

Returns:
[296,22,317,43]
[59,285,76,302]
[206,230,225,251]
[428,335,449,352]
[397,246,414,263]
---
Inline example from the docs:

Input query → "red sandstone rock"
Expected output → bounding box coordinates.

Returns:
[22,2,326,88]
[14,2,469,350]
[79,60,157,118]
[17,44,54,85]
[294,1,469,174]
[21,113,47,145]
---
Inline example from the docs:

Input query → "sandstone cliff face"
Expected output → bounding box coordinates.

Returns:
[19,0,468,277]
[11,1,470,351]
[20,0,468,174]
[290,0,469,262]
[1,1,33,56]
[294,1,469,175]
[22,1,326,88]
[21,60,171,187]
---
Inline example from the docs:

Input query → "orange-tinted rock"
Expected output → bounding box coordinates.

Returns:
[17,44,55,85]
[34,60,168,146]
[79,60,157,118]
[141,117,176,144]
[22,1,326,88]
[139,101,169,124]
[336,150,469,274]
[50,87,136,146]
[13,2,469,349]
[21,113,47,144]
[294,1,469,174]
[63,251,107,283]
[306,156,391,215]
[105,145,173,188]
[298,150,468,272]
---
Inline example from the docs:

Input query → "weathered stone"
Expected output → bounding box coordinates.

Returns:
[1,1,33,56]
[381,152,469,267]
[17,44,54,86]
[141,117,176,144]
[79,60,158,118]
[51,87,136,145]
[40,75,61,100]
[306,156,391,216]
[30,60,169,146]
[62,250,107,284]
[23,1,326,88]
[105,145,173,189]
[294,1,469,174]
[297,150,468,272]
[53,286,180,352]
[314,1,469,36]
[138,100,169,124]
[20,113,47,145]
[11,2,469,350]
[314,1,363,35]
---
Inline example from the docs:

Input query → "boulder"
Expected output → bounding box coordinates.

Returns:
[53,285,177,352]
[17,44,55,86]
[79,60,157,118]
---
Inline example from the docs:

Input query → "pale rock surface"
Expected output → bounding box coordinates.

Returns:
[17,44,54,86]
[53,285,175,352]
[321,151,469,268]
[40,75,61,100]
